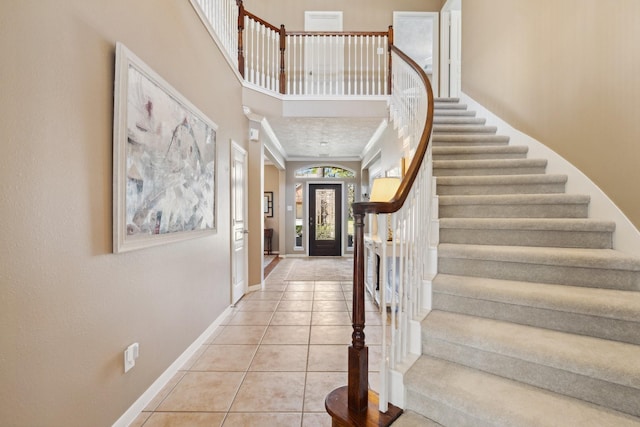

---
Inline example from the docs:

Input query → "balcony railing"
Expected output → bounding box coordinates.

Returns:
[190,1,436,424]
[192,0,392,96]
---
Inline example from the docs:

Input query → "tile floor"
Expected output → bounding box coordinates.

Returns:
[130,257,383,427]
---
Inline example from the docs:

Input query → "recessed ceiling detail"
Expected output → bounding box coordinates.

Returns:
[267,117,386,160]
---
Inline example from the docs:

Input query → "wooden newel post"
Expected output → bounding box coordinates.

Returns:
[279,24,286,94]
[348,211,368,412]
[237,0,245,77]
[325,209,403,426]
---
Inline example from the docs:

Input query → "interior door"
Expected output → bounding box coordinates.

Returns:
[393,11,439,96]
[231,142,248,304]
[304,11,344,95]
[309,184,342,256]
[449,10,462,97]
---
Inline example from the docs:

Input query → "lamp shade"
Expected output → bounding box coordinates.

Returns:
[369,177,400,202]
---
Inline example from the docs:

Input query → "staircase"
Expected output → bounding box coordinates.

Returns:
[398,99,640,426]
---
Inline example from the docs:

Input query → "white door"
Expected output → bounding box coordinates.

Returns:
[440,1,462,98]
[393,11,439,96]
[449,10,462,97]
[304,11,344,95]
[231,142,248,305]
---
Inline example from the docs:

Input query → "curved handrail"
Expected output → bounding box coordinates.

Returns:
[328,43,434,421]
[353,45,434,216]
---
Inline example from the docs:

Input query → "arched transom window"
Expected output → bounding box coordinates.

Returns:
[295,166,355,179]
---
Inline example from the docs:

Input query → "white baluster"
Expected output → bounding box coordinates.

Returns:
[267,28,272,90]
[322,35,327,95]
[366,35,370,95]
[248,17,254,83]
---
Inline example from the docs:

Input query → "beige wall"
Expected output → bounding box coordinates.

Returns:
[264,165,281,253]
[0,1,247,426]
[463,0,640,228]
[243,0,445,31]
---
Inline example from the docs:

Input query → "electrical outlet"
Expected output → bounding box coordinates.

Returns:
[124,342,139,373]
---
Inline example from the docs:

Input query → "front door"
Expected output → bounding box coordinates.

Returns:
[231,142,248,304]
[309,184,342,256]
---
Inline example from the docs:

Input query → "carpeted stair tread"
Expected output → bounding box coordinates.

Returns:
[433,109,476,117]
[405,356,640,427]
[438,194,590,219]
[436,173,566,185]
[439,193,589,206]
[434,158,546,169]
[433,116,486,125]
[392,411,444,427]
[431,145,529,160]
[432,134,510,144]
[422,310,640,389]
[434,159,548,176]
[434,102,468,110]
[432,274,640,342]
[439,243,640,271]
[436,174,568,196]
[421,311,640,415]
[433,124,498,133]
[439,217,615,232]
[439,217,614,248]
[438,243,640,290]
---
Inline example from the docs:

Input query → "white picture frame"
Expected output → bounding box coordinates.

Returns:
[112,42,217,253]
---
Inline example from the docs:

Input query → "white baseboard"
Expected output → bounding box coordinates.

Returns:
[248,283,262,292]
[112,305,234,427]
[460,92,640,257]
[388,352,421,409]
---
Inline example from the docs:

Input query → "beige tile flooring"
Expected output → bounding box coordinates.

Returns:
[131,257,383,427]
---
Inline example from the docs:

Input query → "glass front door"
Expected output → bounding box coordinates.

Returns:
[309,184,342,256]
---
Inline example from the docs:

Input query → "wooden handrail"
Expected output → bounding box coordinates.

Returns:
[285,31,391,37]
[354,45,434,216]
[244,10,281,33]
[325,44,434,425]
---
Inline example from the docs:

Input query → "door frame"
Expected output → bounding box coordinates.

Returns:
[230,141,248,305]
[306,181,345,256]
[440,0,462,98]
[393,11,440,97]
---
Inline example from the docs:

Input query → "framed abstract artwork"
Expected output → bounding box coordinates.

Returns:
[112,43,217,253]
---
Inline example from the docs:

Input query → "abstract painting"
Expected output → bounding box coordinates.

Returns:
[113,43,217,253]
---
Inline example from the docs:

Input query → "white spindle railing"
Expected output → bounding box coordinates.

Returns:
[389,50,428,153]
[190,1,390,96]
[286,33,388,96]
[369,49,436,411]
[244,15,281,92]
[192,0,239,70]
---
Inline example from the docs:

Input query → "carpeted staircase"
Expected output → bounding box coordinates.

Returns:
[397,98,640,426]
